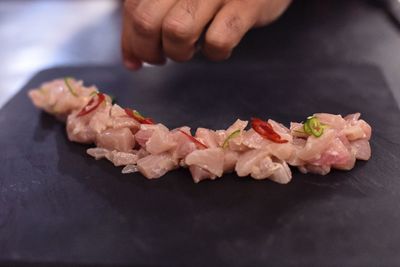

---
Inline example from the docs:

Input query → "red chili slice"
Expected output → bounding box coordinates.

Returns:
[124,108,154,124]
[251,117,288,144]
[178,130,208,149]
[77,93,105,117]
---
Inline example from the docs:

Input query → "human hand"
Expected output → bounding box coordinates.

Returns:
[122,0,292,70]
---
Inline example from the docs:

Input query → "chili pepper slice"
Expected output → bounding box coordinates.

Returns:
[251,117,288,144]
[178,130,208,149]
[303,116,324,137]
[64,77,78,97]
[124,108,154,124]
[303,117,313,136]
[89,90,99,97]
[77,93,105,117]
[222,129,241,149]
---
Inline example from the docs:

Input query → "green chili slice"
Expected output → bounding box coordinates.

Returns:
[133,110,145,120]
[303,116,314,135]
[64,77,78,97]
[303,116,324,137]
[124,108,155,124]
[222,129,241,149]
[89,90,99,97]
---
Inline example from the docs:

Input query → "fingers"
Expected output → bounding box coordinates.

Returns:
[203,0,259,61]
[254,0,293,27]
[121,0,292,68]
[121,0,143,70]
[162,0,223,62]
[124,0,176,65]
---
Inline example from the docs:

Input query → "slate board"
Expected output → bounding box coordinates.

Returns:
[0,63,400,267]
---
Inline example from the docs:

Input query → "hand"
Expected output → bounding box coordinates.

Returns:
[122,0,292,70]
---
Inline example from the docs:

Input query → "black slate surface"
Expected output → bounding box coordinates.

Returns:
[0,63,399,266]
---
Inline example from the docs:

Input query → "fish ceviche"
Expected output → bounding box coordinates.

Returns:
[28,78,372,184]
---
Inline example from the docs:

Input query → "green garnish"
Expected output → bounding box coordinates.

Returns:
[303,116,324,137]
[64,77,78,97]
[89,90,99,97]
[303,118,313,135]
[124,108,155,124]
[133,110,145,120]
[293,129,306,134]
[222,129,241,149]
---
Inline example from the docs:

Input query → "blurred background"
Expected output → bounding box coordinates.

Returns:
[1,0,400,108]
[0,0,121,108]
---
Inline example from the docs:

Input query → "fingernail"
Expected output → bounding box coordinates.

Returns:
[124,60,142,71]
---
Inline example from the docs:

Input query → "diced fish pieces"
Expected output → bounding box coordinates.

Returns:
[145,125,176,154]
[170,127,197,159]
[269,160,292,184]
[223,150,240,173]
[135,128,154,147]
[242,129,269,150]
[110,104,140,132]
[235,149,292,182]
[226,119,248,134]
[351,139,371,160]
[87,148,109,160]
[96,127,135,152]
[297,129,336,161]
[66,101,112,144]
[189,166,217,183]
[310,137,353,167]
[268,119,292,143]
[267,142,294,161]
[299,164,331,175]
[314,113,346,129]
[221,119,249,152]
[185,148,225,177]
[195,128,219,148]
[344,112,361,121]
[28,78,374,184]
[137,153,178,179]
[105,151,138,166]
[28,79,95,120]
[249,155,279,180]
[87,148,138,166]
[235,149,270,177]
